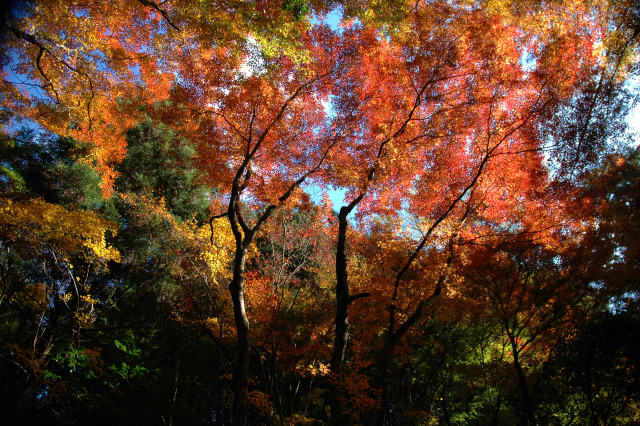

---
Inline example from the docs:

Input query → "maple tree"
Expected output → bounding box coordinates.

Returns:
[320,0,627,422]
[1,0,640,425]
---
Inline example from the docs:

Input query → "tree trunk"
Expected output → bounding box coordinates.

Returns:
[230,250,250,426]
[330,206,353,426]
[362,284,444,426]
[507,332,536,426]
[362,233,456,426]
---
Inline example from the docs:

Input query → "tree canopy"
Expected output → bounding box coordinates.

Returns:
[1,0,640,425]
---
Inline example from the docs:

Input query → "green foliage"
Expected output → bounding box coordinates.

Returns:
[46,343,96,377]
[592,148,640,301]
[0,129,103,208]
[38,337,165,426]
[283,0,309,20]
[107,337,161,382]
[117,120,213,224]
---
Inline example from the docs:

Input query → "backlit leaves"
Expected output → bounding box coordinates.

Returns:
[0,197,120,263]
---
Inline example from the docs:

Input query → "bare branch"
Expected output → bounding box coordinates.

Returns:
[137,0,181,32]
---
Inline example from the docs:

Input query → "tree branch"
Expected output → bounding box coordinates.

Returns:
[137,0,181,32]
[348,292,370,304]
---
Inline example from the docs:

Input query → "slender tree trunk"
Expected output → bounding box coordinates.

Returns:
[507,332,536,426]
[230,250,250,426]
[361,296,443,426]
[274,371,285,426]
[330,206,353,426]
[304,378,313,417]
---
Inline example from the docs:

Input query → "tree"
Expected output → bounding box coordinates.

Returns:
[0,131,121,424]
[458,241,598,425]
[320,1,622,422]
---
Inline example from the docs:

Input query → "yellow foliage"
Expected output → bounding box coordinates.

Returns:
[79,294,100,305]
[73,312,93,328]
[0,198,120,263]
[297,361,330,377]
[194,221,234,280]
[285,415,325,426]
